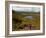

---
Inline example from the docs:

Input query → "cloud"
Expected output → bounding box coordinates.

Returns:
[12,6,40,12]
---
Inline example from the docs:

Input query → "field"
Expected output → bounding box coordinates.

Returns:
[12,10,40,31]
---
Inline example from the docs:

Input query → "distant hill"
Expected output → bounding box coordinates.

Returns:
[12,10,40,15]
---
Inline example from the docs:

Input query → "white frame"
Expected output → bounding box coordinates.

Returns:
[9,4,43,34]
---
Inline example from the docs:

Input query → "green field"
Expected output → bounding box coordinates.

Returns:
[12,10,40,31]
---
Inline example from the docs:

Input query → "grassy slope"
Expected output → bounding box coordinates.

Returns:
[12,10,40,31]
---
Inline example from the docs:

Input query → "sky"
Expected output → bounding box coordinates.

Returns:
[12,6,40,12]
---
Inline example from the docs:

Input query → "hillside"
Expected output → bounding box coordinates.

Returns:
[12,10,40,31]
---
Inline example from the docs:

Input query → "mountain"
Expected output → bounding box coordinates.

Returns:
[12,10,40,15]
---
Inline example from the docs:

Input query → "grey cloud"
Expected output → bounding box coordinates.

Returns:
[12,6,40,12]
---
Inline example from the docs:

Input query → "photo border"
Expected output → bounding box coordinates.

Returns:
[5,1,45,37]
[9,4,43,34]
